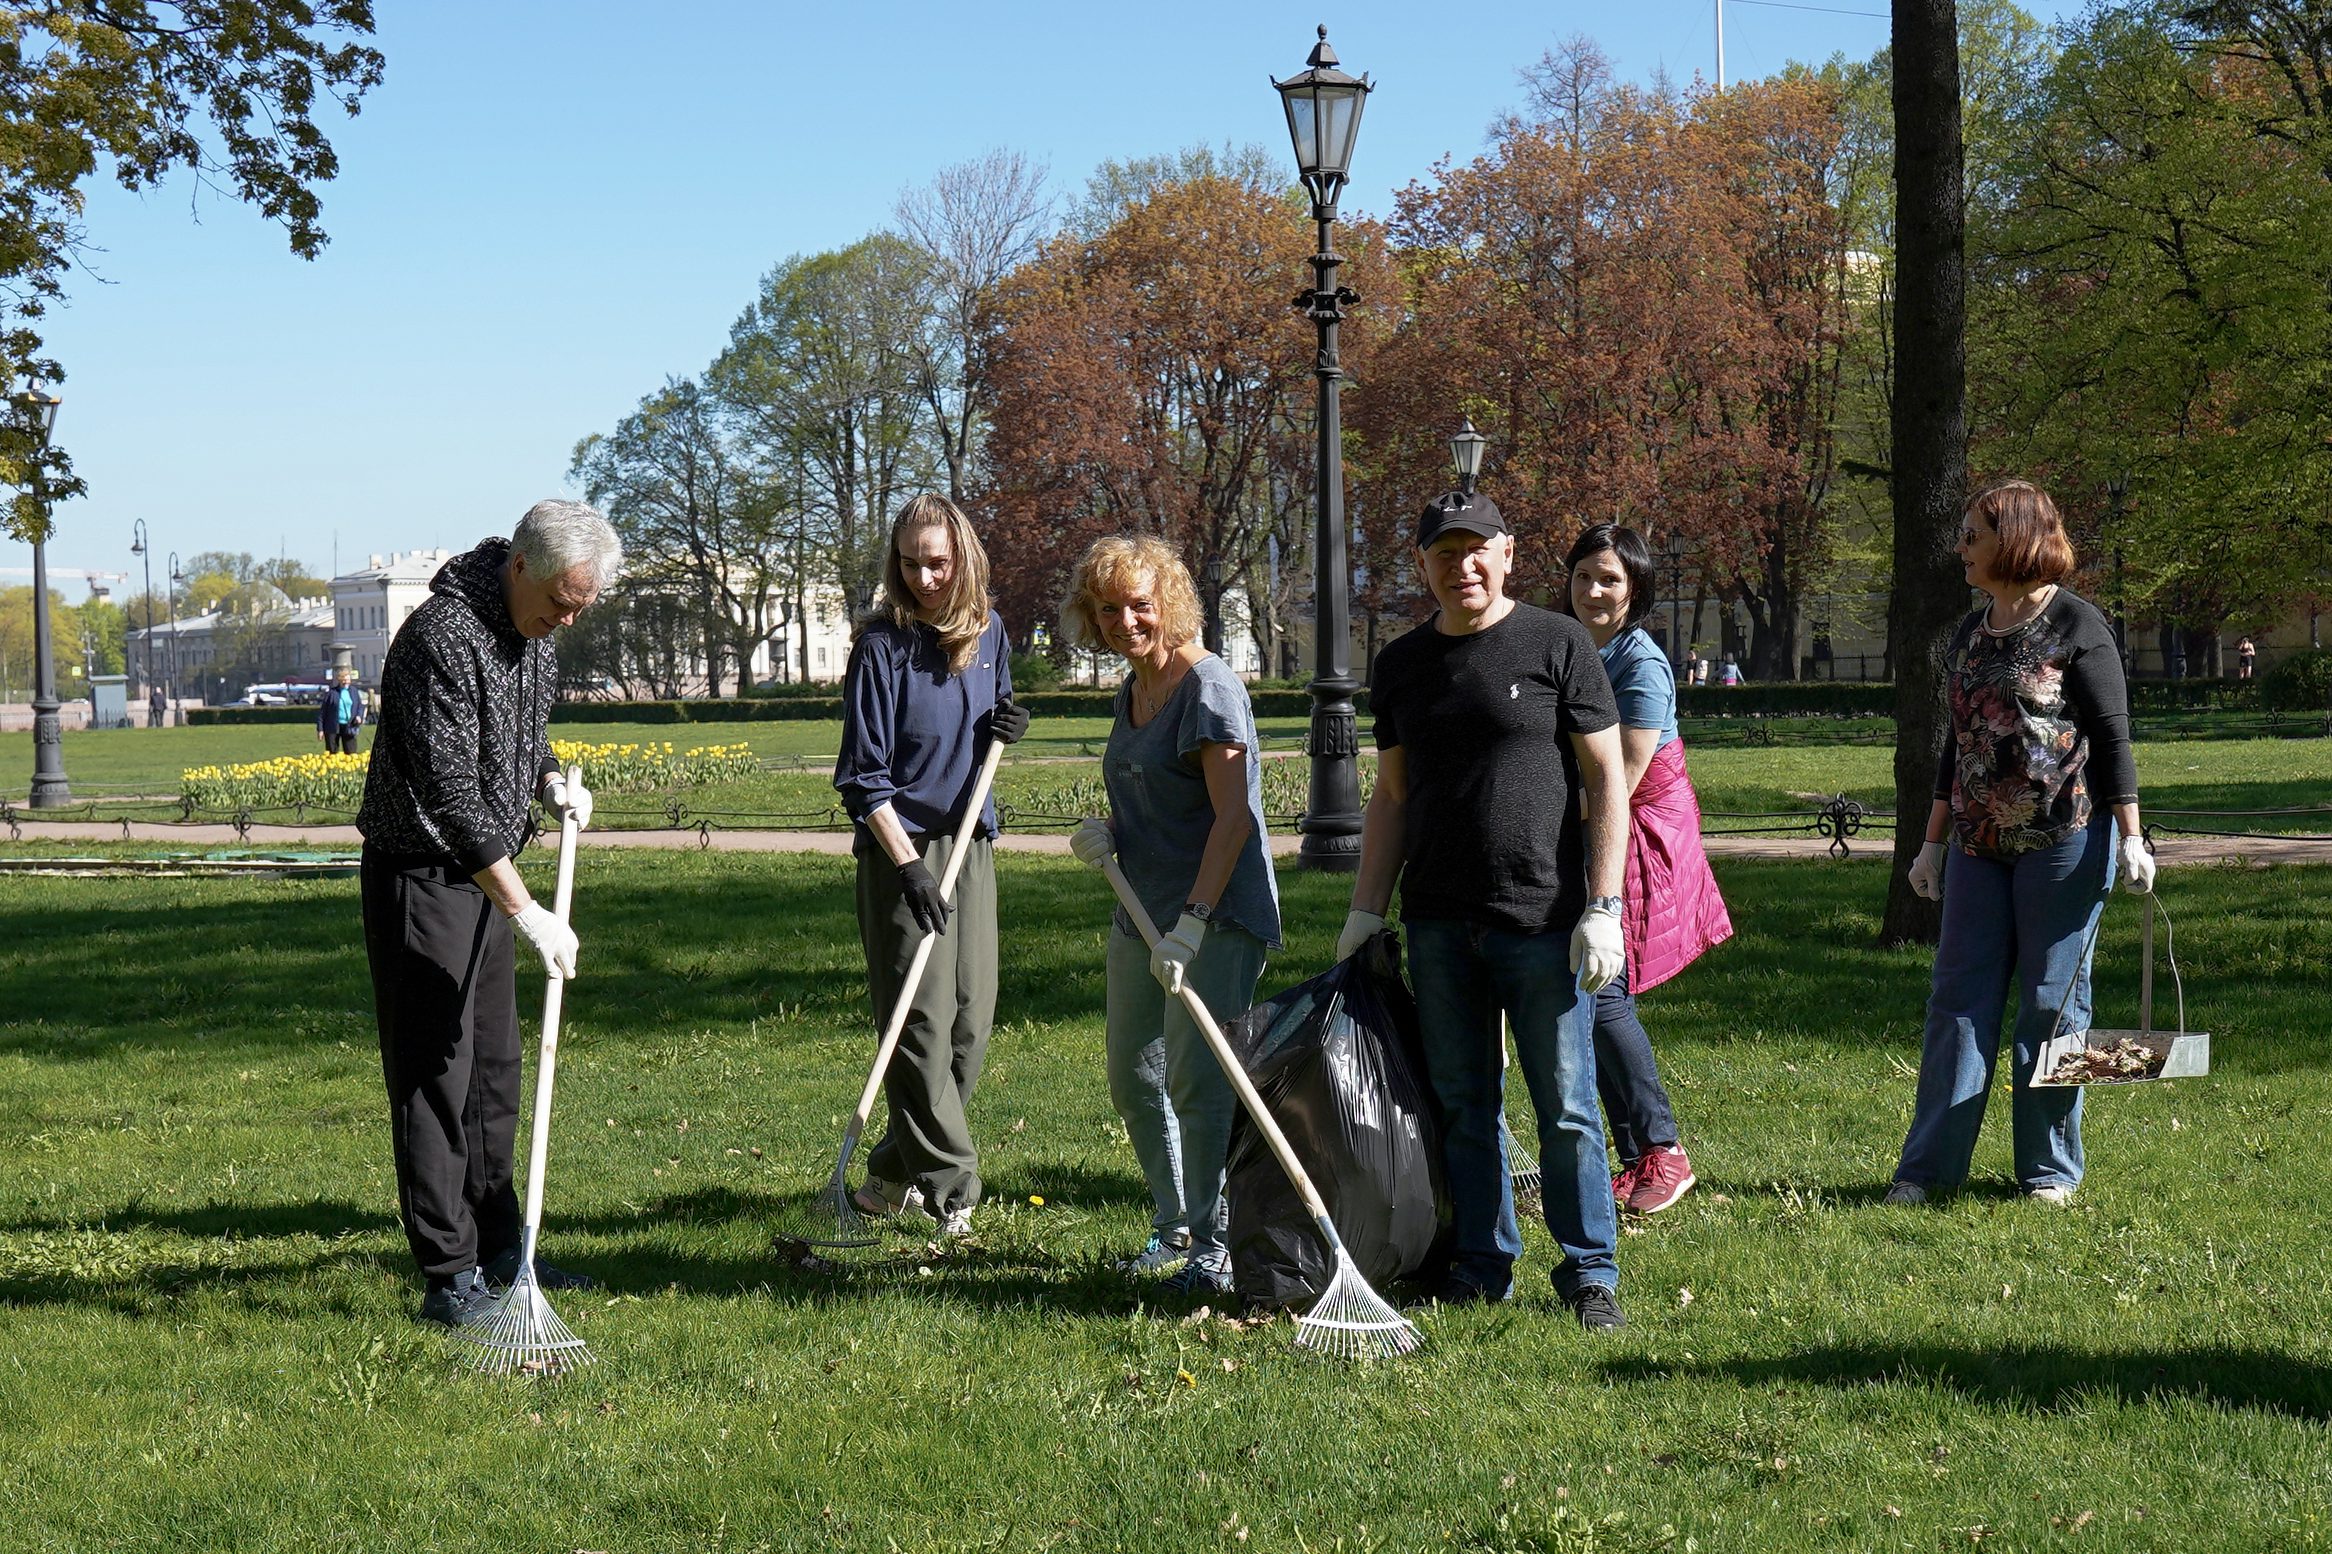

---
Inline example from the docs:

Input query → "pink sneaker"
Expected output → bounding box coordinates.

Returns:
[1610,1159,1643,1206]
[1623,1145,1696,1214]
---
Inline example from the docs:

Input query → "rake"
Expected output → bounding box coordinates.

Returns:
[1500,1018,1542,1198]
[458,765,593,1376]
[774,740,1006,1256]
[1099,859,1421,1361]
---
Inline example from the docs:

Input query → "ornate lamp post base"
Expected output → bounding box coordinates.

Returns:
[1297,674,1363,871]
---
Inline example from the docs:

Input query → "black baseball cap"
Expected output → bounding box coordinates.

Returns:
[1416,491,1508,547]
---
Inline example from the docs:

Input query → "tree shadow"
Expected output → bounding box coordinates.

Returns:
[1601,1341,2332,1424]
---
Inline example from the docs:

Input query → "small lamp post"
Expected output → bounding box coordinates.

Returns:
[17,382,69,807]
[131,518,157,720]
[1274,25,1372,871]
[167,553,184,724]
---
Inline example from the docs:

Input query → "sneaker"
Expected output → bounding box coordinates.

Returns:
[1163,1258,1233,1298]
[2027,1184,2075,1206]
[1882,1180,1928,1206]
[1115,1232,1192,1276]
[418,1268,495,1328]
[1623,1145,1696,1215]
[1568,1284,1626,1332]
[851,1177,927,1221]
[936,1205,974,1238]
[480,1248,599,1292]
[1610,1158,1644,1206]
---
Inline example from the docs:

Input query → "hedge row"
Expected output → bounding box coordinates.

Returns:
[188,670,2319,728]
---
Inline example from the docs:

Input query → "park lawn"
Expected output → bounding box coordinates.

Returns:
[1,852,2328,1552]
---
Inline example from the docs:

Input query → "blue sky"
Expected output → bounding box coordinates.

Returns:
[10,0,2083,593]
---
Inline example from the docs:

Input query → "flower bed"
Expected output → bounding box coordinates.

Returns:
[546,739,760,793]
[181,753,370,812]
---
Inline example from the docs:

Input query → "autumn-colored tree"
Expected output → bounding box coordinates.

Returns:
[979,160,1395,662]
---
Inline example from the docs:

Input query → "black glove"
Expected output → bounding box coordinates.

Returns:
[897,858,952,935]
[990,697,1032,746]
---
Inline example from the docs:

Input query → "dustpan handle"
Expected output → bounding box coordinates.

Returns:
[2041,885,2184,1052]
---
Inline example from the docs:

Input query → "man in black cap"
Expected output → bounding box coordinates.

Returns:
[1337,489,1633,1328]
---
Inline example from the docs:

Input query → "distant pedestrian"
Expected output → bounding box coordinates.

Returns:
[1718,654,1742,687]
[1890,479,2152,1209]
[148,683,167,729]
[317,668,366,754]
[2237,636,2256,680]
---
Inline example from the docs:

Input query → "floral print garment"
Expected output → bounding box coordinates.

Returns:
[1946,610,2092,858]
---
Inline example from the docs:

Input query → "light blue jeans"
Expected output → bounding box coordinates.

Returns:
[1104,923,1269,1271]
[1894,815,2116,1193]
[1407,917,1618,1301]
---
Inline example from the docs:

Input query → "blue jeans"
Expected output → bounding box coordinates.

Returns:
[1592,962,1679,1165]
[1104,923,1269,1269]
[1407,917,1618,1301]
[1894,815,2116,1192]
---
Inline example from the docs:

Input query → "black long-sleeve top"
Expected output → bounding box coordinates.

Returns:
[356,539,559,873]
[1933,588,2138,858]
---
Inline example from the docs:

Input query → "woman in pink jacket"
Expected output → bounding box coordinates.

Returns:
[1564,525,1733,1213]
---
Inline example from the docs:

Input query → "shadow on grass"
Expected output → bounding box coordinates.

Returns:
[1603,1342,2332,1423]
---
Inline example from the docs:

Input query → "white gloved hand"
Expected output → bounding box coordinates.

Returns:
[2118,832,2156,895]
[1336,909,1387,962]
[1569,904,1625,995]
[1908,840,1948,902]
[1069,817,1115,870]
[543,770,594,832]
[1150,911,1207,996]
[511,901,579,979]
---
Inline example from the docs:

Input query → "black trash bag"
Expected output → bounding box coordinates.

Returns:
[1222,932,1452,1307]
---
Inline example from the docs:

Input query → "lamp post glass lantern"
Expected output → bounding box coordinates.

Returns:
[1449,418,1488,495]
[1275,26,1373,871]
[17,381,69,806]
[167,553,184,725]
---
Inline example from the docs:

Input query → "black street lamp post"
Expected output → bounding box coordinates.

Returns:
[1665,530,1688,670]
[167,552,184,725]
[18,382,69,807]
[130,517,156,718]
[1275,25,1372,872]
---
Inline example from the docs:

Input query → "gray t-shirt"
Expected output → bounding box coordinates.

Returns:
[1105,654,1282,949]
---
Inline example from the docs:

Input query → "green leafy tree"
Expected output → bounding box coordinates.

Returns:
[0,3,383,541]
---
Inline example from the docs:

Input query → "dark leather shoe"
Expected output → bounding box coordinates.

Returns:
[480,1248,600,1292]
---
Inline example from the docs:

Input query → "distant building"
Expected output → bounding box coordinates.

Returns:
[330,549,456,683]
[126,593,338,702]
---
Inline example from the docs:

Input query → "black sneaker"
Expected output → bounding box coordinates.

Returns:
[418,1268,494,1328]
[480,1248,600,1292]
[1568,1284,1626,1332]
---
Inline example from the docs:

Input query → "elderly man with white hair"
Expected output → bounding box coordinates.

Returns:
[356,499,623,1328]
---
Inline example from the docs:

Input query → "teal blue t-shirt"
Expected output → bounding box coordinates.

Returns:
[1599,627,1678,750]
[1104,654,1282,949]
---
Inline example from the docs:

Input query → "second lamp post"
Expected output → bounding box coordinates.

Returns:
[1274,26,1372,872]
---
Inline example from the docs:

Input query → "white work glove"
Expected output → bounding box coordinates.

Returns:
[2118,832,2156,895]
[1150,911,1207,996]
[542,770,594,832]
[1569,904,1624,995]
[1069,817,1115,870]
[1336,909,1387,962]
[511,901,580,980]
[1908,840,1948,902]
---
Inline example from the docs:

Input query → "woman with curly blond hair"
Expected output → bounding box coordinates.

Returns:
[833,494,1030,1238]
[1060,535,1280,1298]
[1888,479,2153,1208]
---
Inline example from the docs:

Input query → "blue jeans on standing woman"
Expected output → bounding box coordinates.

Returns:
[1592,963,1679,1165]
[1894,813,2116,1193]
[1406,917,1618,1301]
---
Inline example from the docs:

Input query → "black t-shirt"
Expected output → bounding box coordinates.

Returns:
[1370,601,1619,933]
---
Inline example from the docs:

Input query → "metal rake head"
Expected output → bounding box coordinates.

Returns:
[771,1169,879,1257]
[1293,1247,1423,1361]
[454,1269,595,1377]
[1501,1115,1542,1198]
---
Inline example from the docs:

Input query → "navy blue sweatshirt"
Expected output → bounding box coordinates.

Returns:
[833,612,1013,840]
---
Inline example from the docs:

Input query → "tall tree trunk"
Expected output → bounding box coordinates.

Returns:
[1881,0,1968,948]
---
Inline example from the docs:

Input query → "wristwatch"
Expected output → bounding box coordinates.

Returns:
[1182,900,1214,923]
[1586,895,1624,915]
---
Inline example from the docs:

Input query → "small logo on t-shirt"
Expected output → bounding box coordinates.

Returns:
[1509,683,1520,699]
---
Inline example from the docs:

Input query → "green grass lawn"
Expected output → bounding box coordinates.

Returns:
[10,721,2328,839]
[2,853,2327,1550]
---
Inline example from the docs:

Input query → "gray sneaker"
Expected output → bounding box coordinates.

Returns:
[936,1205,974,1238]
[1568,1284,1626,1332]
[1883,1181,1928,1206]
[1115,1232,1192,1276]
[418,1268,494,1328]
[1164,1258,1233,1299]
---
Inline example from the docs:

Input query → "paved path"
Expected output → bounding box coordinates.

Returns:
[5,817,2324,866]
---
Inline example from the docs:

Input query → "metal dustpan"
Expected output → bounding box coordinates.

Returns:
[2033,893,2209,1088]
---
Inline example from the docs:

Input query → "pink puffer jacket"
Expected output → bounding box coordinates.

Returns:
[1623,737,1732,992]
